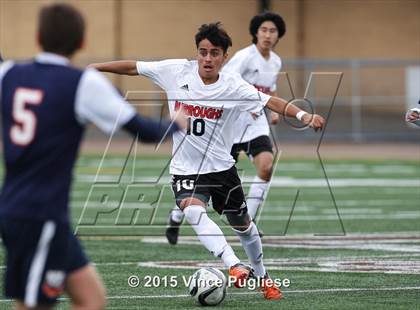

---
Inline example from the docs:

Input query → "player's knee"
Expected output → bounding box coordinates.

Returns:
[67,265,107,310]
[258,161,273,181]
[225,212,251,231]
[179,197,205,209]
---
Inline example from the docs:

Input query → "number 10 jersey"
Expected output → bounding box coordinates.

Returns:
[137,59,271,175]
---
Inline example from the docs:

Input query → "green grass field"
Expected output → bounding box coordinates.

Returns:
[0,155,419,309]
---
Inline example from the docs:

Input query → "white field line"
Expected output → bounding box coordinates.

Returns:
[63,253,418,268]
[85,286,420,298]
[86,232,420,239]
[74,232,420,239]
[141,235,420,253]
[75,175,420,187]
[77,159,170,168]
[70,187,417,197]
[136,260,420,274]
[73,212,420,221]
[2,246,420,270]
[0,252,415,269]
[69,199,418,208]
[69,198,418,209]
[257,213,420,221]
[257,244,420,252]
[77,161,416,174]
[0,287,420,303]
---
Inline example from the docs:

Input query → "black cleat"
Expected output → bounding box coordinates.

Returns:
[165,218,181,245]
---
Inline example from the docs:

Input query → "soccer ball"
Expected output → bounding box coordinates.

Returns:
[188,267,227,306]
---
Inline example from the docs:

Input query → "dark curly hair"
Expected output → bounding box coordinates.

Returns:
[38,3,85,56]
[195,22,232,54]
[249,12,286,44]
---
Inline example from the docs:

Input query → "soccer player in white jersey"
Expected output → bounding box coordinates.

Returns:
[90,22,324,300]
[225,12,285,225]
[166,12,286,241]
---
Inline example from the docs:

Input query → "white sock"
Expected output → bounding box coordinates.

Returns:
[246,176,270,220]
[183,205,240,268]
[170,206,184,223]
[234,222,266,277]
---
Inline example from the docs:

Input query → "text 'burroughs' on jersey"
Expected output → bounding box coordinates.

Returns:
[175,101,223,119]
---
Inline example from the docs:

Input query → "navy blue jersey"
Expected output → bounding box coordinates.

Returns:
[0,53,180,223]
[0,60,84,223]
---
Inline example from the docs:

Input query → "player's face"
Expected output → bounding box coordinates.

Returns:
[197,39,227,84]
[256,21,279,50]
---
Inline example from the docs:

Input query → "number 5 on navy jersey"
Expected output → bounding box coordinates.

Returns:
[10,88,43,146]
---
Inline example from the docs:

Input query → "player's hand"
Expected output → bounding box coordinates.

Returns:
[270,112,280,124]
[406,109,420,122]
[301,113,325,132]
[173,107,189,131]
[87,63,99,70]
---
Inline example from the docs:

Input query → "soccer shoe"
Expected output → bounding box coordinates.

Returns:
[260,273,282,300]
[165,218,181,245]
[229,263,253,288]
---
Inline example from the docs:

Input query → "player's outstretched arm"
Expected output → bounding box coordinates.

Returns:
[122,115,179,142]
[122,109,187,142]
[266,96,325,132]
[76,67,187,142]
[89,60,138,76]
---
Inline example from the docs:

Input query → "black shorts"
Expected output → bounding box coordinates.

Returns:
[230,135,273,162]
[0,218,89,307]
[171,166,247,215]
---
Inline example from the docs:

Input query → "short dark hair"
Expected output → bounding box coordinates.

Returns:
[195,22,232,54]
[38,3,85,56]
[249,12,286,44]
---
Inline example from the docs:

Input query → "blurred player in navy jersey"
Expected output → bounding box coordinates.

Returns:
[166,12,286,242]
[0,3,183,310]
[91,22,324,300]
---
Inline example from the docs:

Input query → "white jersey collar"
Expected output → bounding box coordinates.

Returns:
[35,52,70,66]
[193,61,223,89]
[252,44,272,62]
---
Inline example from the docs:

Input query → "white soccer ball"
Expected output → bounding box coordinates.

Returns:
[188,267,227,306]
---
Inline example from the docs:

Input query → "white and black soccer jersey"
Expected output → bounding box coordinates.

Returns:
[137,59,271,175]
[222,44,281,143]
[0,52,135,222]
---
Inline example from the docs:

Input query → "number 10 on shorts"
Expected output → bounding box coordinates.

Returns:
[175,179,195,192]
